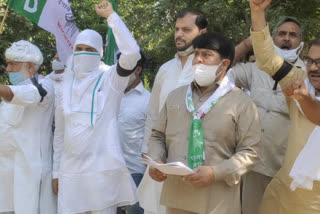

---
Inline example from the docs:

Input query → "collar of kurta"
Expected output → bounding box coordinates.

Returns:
[174,52,194,62]
[127,82,145,95]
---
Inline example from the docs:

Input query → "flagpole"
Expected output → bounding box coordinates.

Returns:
[0,4,10,37]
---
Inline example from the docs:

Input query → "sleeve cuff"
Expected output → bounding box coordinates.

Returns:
[107,12,120,28]
[52,171,59,179]
[8,85,41,105]
[211,165,242,186]
[250,24,270,42]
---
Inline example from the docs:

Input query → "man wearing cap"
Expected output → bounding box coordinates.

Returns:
[47,53,65,111]
[0,40,56,214]
[52,1,139,214]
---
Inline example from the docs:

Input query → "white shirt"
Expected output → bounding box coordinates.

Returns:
[118,82,150,174]
[0,76,56,214]
[142,54,194,153]
[138,53,194,214]
[53,12,139,214]
[47,71,64,110]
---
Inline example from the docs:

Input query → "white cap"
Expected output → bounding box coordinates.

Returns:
[74,29,103,57]
[5,40,43,65]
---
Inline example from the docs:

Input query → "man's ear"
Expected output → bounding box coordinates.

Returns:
[27,62,36,76]
[221,59,231,72]
[200,28,207,34]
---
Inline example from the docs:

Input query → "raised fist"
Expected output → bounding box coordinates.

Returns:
[250,0,272,12]
[283,80,309,101]
[95,1,114,19]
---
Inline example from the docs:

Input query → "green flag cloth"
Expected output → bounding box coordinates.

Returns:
[8,0,79,64]
[104,0,119,65]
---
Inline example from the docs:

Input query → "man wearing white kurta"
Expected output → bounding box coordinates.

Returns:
[0,41,56,214]
[138,9,208,214]
[52,1,139,214]
[47,54,65,110]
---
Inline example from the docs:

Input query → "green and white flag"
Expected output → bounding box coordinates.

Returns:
[104,0,118,65]
[8,0,79,64]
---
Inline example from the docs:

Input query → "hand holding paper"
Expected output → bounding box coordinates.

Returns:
[143,155,194,176]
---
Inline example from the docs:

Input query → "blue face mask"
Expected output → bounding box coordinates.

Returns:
[9,72,24,85]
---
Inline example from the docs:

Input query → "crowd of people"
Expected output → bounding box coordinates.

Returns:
[0,0,319,214]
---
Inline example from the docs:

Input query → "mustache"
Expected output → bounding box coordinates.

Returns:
[309,71,320,76]
[176,38,186,43]
[280,41,292,49]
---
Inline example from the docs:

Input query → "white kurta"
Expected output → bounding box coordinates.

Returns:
[138,54,194,214]
[47,71,64,110]
[53,12,139,214]
[0,76,56,214]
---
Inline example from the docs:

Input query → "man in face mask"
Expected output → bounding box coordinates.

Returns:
[137,9,208,214]
[148,32,261,214]
[0,40,56,214]
[229,15,305,214]
[47,53,65,110]
[249,0,320,212]
[52,1,140,214]
[117,52,150,214]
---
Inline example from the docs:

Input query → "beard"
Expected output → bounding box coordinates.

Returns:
[175,38,193,51]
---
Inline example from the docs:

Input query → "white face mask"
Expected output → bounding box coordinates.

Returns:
[9,63,30,85]
[73,51,101,79]
[274,42,304,63]
[52,59,65,71]
[177,45,194,57]
[192,61,224,87]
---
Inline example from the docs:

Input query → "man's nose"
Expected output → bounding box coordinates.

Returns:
[193,55,203,64]
[6,65,12,73]
[284,33,290,41]
[175,30,183,38]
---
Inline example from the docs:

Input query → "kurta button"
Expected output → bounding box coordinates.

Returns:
[266,109,270,113]
[184,156,187,160]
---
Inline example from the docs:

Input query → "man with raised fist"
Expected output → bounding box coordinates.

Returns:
[52,1,140,214]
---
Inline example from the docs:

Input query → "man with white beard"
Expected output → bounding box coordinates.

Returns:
[52,1,140,214]
[0,40,56,214]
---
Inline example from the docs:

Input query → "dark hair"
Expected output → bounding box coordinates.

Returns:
[272,16,303,41]
[245,50,255,62]
[176,9,208,30]
[192,32,235,69]
[136,51,146,69]
[116,51,146,70]
[311,37,320,47]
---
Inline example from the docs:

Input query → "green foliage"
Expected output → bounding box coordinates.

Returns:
[0,0,319,88]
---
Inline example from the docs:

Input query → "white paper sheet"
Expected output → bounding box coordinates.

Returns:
[142,155,194,176]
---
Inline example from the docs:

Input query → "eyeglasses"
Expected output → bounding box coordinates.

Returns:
[304,57,320,67]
